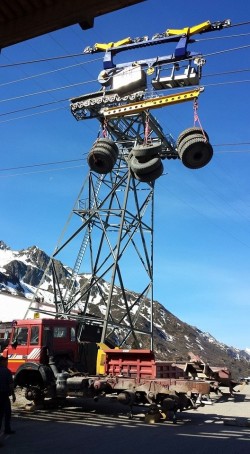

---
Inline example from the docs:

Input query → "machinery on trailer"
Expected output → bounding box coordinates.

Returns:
[2,318,211,417]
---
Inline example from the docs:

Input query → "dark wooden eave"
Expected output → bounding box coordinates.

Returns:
[0,0,145,49]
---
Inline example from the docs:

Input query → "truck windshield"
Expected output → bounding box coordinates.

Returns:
[30,326,39,345]
[13,327,28,345]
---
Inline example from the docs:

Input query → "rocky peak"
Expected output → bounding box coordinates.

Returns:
[0,241,10,250]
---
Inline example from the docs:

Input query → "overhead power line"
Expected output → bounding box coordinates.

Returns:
[196,32,250,42]
[1,76,250,124]
[229,20,250,27]
[0,98,69,117]
[0,61,98,87]
[0,157,86,172]
[0,164,86,178]
[0,144,249,175]
[203,68,250,78]
[204,79,250,88]
[0,55,102,68]
[0,79,97,104]
[0,20,249,69]
[0,106,66,123]
[204,43,250,58]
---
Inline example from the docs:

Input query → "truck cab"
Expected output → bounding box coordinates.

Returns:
[3,318,79,374]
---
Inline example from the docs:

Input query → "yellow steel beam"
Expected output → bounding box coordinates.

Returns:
[166,21,211,37]
[91,21,212,53]
[102,87,203,118]
[94,37,132,51]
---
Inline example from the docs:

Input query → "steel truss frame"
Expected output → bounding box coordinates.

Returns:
[34,111,174,350]
[27,17,230,349]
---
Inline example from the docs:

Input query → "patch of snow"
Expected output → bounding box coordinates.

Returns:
[197,344,204,351]
[0,249,19,271]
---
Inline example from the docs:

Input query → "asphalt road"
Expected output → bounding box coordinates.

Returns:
[1,397,250,454]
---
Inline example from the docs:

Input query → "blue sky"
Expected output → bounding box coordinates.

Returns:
[1,0,250,350]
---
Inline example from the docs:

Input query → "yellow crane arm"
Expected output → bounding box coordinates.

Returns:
[94,37,132,52]
[166,21,211,37]
[102,87,203,119]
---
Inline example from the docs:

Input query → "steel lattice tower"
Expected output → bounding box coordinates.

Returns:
[32,111,175,350]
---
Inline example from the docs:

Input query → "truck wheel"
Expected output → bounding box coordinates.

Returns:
[176,127,209,149]
[133,161,163,182]
[25,386,44,404]
[93,143,118,161]
[130,155,162,175]
[177,133,209,153]
[132,141,162,158]
[87,149,116,174]
[93,138,119,158]
[178,136,213,169]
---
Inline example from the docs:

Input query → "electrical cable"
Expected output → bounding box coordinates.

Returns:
[0,157,87,172]
[195,32,250,42]
[229,20,250,27]
[203,68,250,78]
[0,70,249,121]
[0,106,66,123]
[0,164,87,178]
[1,41,249,105]
[204,43,250,58]
[0,78,97,104]
[48,33,96,80]
[163,171,250,250]
[0,61,98,87]
[0,20,249,69]
[0,145,248,174]
[215,150,250,153]
[203,79,250,88]
[0,55,102,68]
[0,21,248,70]
[214,142,250,146]
[0,98,69,117]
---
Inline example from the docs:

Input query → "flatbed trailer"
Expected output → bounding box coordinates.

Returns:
[1,318,213,419]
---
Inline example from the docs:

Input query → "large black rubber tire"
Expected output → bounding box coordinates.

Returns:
[133,161,163,182]
[176,127,209,149]
[91,142,119,161]
[177,133,209,155]
[93,138,119,158]
[89,146,117,166]
[130,155,162,175]
[126,150,134,164]
[178,136,213,169]
[87,149,115,174]
[132,141,162,158]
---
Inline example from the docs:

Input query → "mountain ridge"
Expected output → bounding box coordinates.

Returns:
[0,240,249,380]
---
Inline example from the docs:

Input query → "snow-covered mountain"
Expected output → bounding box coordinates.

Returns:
[0,240,249,379]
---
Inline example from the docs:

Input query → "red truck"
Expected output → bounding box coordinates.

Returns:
[1,318,211,417]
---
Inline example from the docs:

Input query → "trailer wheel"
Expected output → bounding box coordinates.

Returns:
[178,136,213,169]
[144,404,162,424]
[176,127,209,149]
